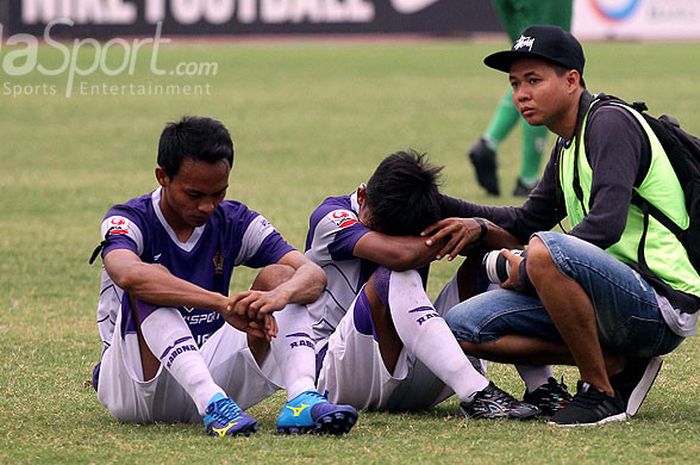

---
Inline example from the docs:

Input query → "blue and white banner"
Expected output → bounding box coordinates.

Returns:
[573,0,700,40]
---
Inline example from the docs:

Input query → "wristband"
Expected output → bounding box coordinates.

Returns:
[474,217,488,242]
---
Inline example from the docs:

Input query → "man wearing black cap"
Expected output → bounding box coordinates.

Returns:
[424,25,699,426]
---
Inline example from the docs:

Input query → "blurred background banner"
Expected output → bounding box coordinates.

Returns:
[5,0,501,37]
[573,0,700,40]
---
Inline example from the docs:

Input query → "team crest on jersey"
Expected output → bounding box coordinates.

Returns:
[331,211,358,229]
[212,251,224,274]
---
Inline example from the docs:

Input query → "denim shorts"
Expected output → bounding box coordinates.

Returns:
[445,231,684,358]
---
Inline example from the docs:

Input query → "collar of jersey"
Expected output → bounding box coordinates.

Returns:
[151,187,206,252]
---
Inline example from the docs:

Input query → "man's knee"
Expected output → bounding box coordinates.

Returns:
[526,235,556,283]
[251,264,295,291]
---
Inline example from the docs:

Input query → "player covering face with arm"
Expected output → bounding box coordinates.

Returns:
[93,116,357,436]
[308,150,544,418]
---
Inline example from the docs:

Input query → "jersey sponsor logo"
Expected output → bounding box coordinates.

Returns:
[182,311,221,325]
[285,403,309,417]
[513,35,535,51]
[331,210,358,229]
[106,216,130,235]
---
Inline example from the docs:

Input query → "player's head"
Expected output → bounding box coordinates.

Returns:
[157,115,234,177]
[155,116,234,228]
[359,149,442,235]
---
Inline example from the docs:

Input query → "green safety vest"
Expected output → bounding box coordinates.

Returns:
[559,100,700,298]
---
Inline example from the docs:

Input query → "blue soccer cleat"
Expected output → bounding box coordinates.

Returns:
[203,393,258,437]
[277,390,358,435]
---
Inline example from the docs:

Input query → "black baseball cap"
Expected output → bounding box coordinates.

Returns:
[484,25,585,76]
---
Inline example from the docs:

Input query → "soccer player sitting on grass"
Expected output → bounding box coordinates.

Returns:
[306,150,567,417]
[91,116,357,436]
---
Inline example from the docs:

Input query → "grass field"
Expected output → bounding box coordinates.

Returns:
[2,38,700,464]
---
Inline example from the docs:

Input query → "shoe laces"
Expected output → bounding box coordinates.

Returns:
[484,384,519,405]
[570,382,608,409]
[211,398,242,423]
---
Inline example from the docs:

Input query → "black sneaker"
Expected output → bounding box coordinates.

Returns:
[549,381,627,427]
[610,356,663,417]
[468,138,500,196]
[512,178,536,197]
[460,382,540,420]
[523,377,572,416]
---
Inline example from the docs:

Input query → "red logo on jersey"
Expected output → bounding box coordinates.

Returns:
[108,227,129,235]
[110,218,126,225]
[331,211,357,228]
[338,218,358,228]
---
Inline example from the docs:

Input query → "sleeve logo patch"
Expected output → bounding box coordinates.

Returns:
[331,211,358,229]
[107,216,130,235]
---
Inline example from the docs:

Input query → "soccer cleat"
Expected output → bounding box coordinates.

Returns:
[460,382,540,420]
[468,138,500,196]
[277,390,358,435]
[523,377,573,417]
[203,393,258,437]
[610,356,663,417]
[549,381,627,427]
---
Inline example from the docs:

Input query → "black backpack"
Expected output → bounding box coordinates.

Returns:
[579,95,700,274]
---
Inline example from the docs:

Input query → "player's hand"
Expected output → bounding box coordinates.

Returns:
[229,288,290,320]
[421,218,485,261]
[246,314,278,341]
[500,249,524,291]
[220,309,274,339]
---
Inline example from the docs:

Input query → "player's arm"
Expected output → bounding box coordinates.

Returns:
[104,249,273,338]
[104,249,230,313]
[352,232,446,271]
[230,250,326,318]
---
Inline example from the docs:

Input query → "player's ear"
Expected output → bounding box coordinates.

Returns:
[155,166,170,188]
[357,184,366,205]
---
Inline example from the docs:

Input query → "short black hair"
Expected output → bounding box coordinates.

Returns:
[157,116,234,177]
[364,150,443,236]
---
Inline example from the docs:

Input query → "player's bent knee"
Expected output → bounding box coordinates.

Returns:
[251,264,295,291]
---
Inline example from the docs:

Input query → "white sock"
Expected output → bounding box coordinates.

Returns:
[516,364,553,393]
[386,270,490,402]
[140,307,223,416]
[270,303,317,401]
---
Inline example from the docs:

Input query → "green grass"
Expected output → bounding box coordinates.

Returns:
[2,39,700,464]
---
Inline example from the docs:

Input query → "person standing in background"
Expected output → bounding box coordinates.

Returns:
[468,0,573,196]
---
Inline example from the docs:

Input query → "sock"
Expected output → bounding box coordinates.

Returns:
[270,303,317,401]
[516,364,553,393]
[484,89,521,148]
[519,122,549,183]
[140,307,224,416]
[382,269,490,403]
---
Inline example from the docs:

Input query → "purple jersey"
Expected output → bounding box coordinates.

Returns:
[95,187,294,349]
[304,191,377,344]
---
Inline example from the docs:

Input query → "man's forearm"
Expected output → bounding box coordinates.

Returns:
[120,263,227,312]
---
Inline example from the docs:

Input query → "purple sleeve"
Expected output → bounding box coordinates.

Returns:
[244,232,295,268]
[100,207,145,258]
[328,222,372,261]
[570,105,646,249]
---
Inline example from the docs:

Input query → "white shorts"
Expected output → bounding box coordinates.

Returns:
[316,276,460,412]
[97,307,283,424]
